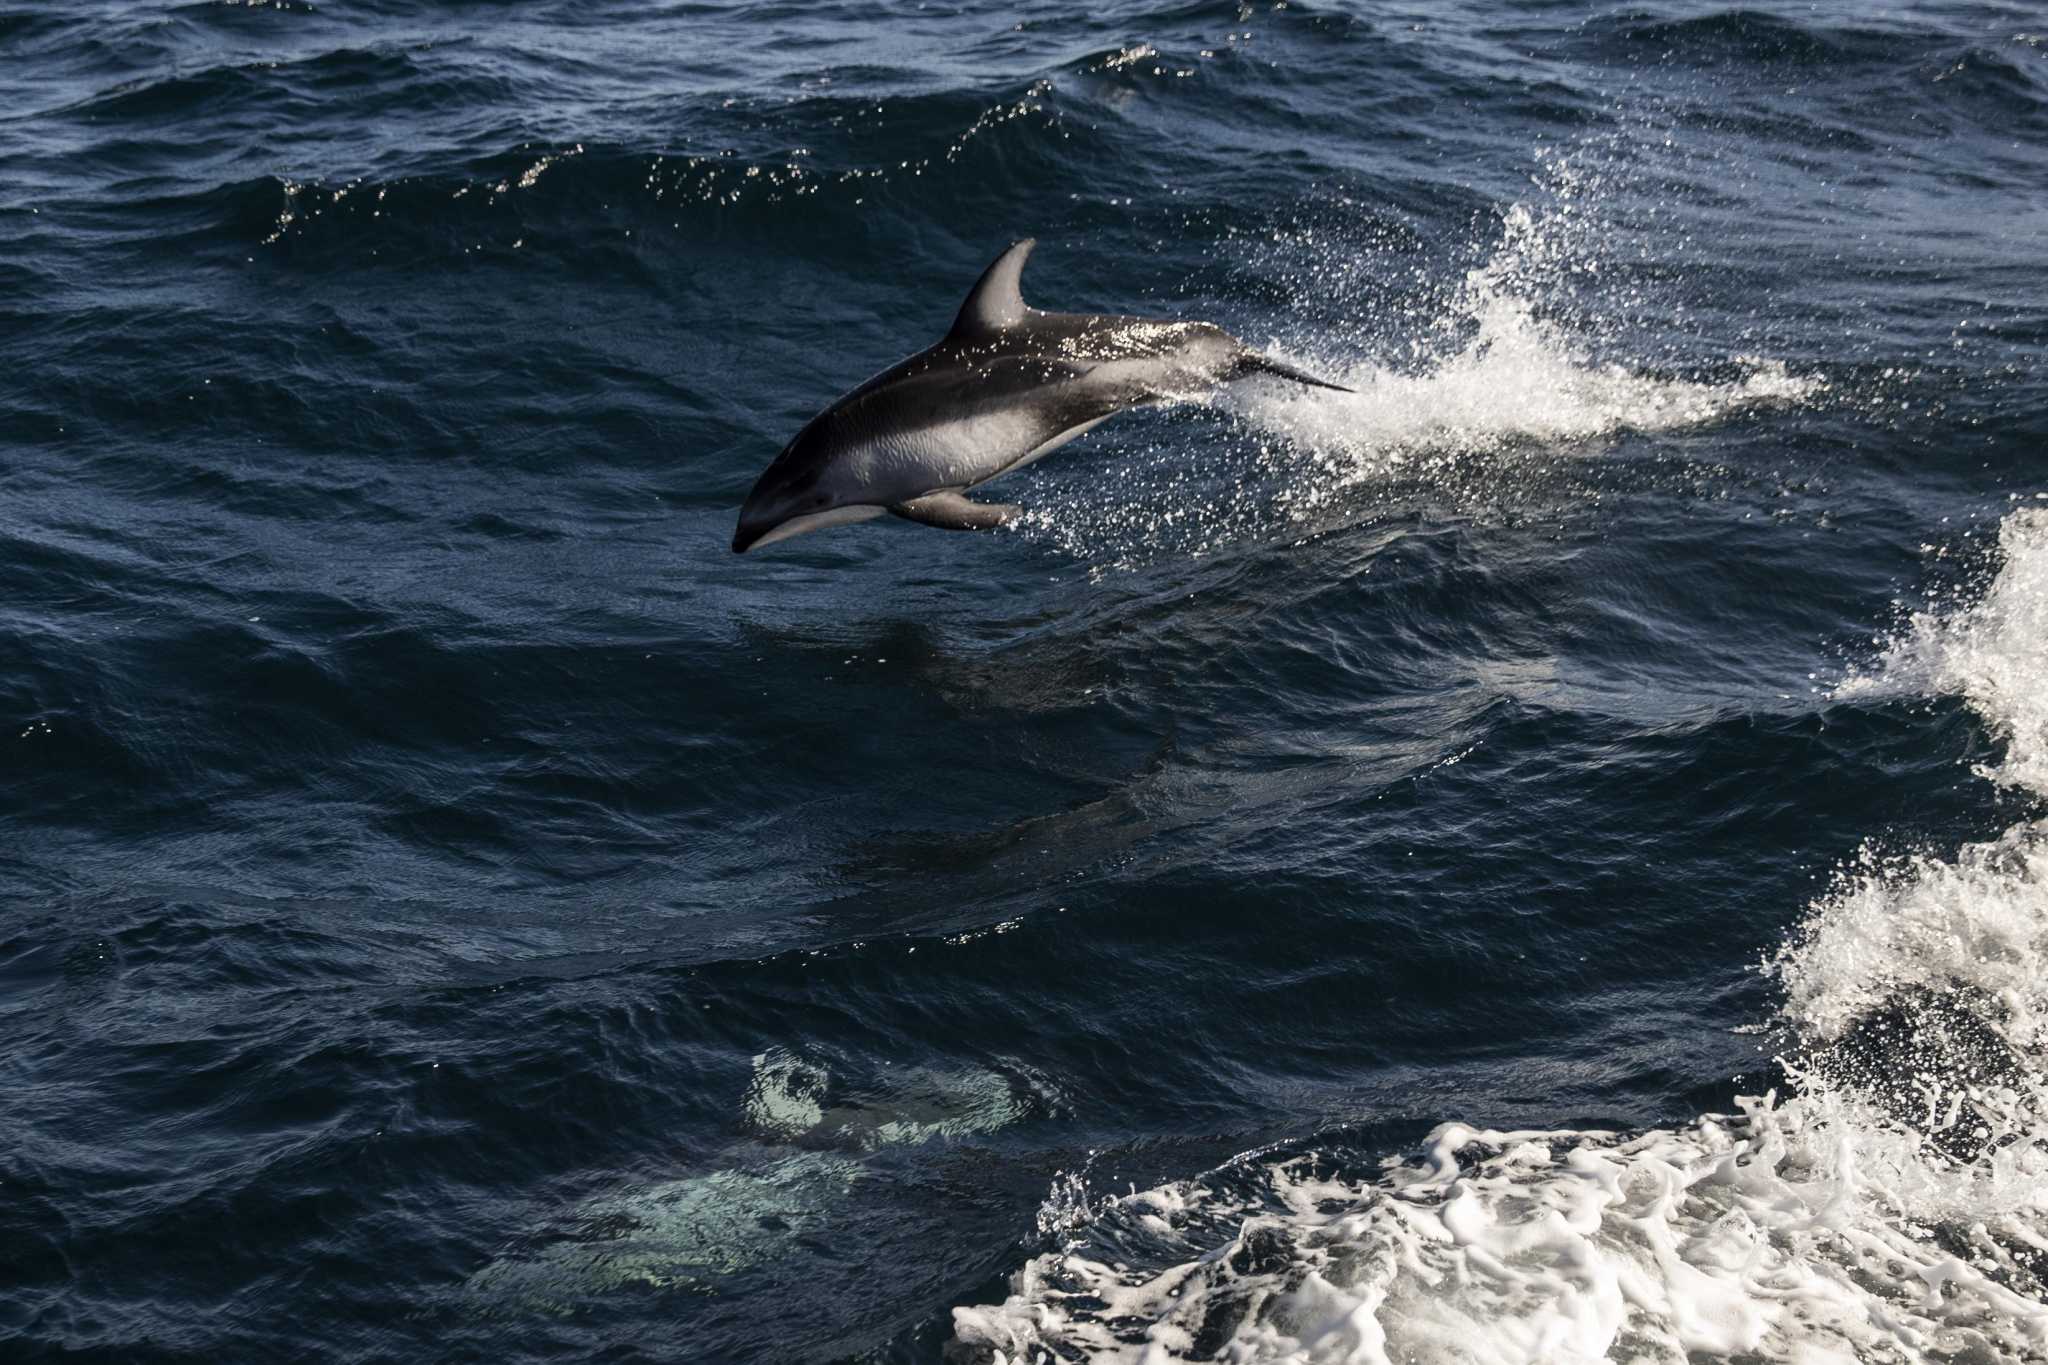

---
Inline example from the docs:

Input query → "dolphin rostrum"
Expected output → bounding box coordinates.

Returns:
[731,239,1351,553]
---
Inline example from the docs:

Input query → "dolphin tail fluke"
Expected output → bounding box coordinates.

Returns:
[1233,352,1355,393]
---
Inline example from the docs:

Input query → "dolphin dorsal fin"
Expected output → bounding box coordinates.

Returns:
[948,238,1036,339]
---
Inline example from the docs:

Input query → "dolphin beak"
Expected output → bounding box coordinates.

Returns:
[732,495,772,553]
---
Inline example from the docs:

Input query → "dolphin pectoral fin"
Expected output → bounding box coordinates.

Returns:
[889,491,1019,532]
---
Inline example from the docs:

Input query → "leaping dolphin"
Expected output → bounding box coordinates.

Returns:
[730,238,1350,553]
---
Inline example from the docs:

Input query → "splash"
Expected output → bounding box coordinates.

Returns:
[1240,204,1820,495]
[1022,184,1821,563]
[951,508,2048,1363]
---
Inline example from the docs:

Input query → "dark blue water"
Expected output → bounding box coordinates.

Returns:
[5,3,2046,1360]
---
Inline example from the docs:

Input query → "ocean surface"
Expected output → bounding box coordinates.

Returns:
[4,1,2046,1360]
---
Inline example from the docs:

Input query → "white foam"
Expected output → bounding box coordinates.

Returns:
[1837,509,2048,795]
[951,508,2048,1364]
[955,1095,2048,1364]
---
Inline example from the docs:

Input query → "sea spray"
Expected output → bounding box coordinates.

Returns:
[1017,175,1822,565]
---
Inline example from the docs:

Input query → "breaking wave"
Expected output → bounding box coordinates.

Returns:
[950,510,2048,1364]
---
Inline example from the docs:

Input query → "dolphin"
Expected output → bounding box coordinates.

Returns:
[731,238,1351,553]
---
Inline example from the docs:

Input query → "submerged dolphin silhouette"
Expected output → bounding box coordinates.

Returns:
[731,238,1351,553]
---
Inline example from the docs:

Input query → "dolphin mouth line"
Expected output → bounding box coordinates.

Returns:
[733,503,889,553]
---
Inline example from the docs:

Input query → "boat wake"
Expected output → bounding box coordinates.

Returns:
[952,510,2048,1364]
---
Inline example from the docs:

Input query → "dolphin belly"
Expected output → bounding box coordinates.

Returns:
[874,407,1069,494]
[974,414,1115,487]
